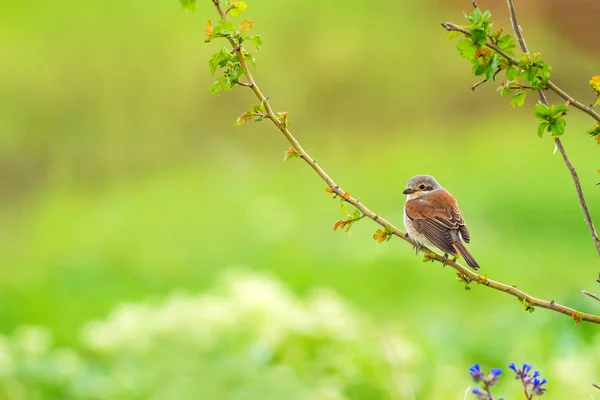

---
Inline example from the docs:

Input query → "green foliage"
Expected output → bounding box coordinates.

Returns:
[203,2,261,96]
[587,123,600,143]
[333,204,364,233]
[235,102,267,126]
[446,7,564,137]
[533,103,569,137]
[510,91,526,108]
[228,0,248,17]
[517,53,552,91]
[178,0,196,12]
[0,272,411,400]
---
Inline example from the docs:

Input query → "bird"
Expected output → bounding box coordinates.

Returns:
[402,175,480,270]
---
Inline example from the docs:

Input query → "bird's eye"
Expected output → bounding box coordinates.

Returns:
[419,184,425,190]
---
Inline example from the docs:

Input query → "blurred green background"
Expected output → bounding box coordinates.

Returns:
[1,0,600,398]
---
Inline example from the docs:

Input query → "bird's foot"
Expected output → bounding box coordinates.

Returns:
[441,253,448,267]
[413,243,422,255]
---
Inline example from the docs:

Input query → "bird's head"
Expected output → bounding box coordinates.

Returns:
[403,175,442,199]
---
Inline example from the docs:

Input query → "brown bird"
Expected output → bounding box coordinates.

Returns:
[402,175,480,270]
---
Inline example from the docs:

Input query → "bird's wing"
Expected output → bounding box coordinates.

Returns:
[405,190,470,254]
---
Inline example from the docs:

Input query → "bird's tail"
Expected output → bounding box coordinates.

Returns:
[452,240,480,270]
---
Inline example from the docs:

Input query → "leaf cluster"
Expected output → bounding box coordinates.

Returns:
[448,8,554,112]
[534,103,569,137]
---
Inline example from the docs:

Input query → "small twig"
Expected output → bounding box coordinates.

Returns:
[471,78,487,91]
[209,1,600,325]
[592,383,600,390]
[582,290,600,303]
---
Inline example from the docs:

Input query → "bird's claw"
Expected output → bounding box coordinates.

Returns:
[441,253,448,267]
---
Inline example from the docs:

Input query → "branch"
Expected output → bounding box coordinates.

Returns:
[442,14,600,257]
[208,1,600,325]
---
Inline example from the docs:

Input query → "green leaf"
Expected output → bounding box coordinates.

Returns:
[534,103,550,119]
[471,29,487,46]
[242,51,257,69]
[496,34,517,55]
[550,117,566,135]
[587,123,600,136]
[499,83,512,97]
[550,104,568,117]
[210,76,228,96]
[510,91,526,107]
[246,35,263,51]
[506,65,520,80]
[213,20,236,37]
[229,1,248,17]
[446,31,462,40]
[384,225,393,234]
[537,122,549,138]
[208,49,234,74]
[457,39,477,61]
[178,0,196,11]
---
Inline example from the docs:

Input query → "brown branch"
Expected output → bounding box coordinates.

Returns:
[442,14,600,257]
[208,1,600,325]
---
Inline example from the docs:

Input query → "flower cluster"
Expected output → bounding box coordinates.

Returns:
[469,362,548,399]
[469,364,503,400]
[509,362,548,396]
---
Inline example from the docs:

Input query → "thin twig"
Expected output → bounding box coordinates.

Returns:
[471,78,487,91]
[209,1,600,325]
[593,383,600,390]
[442,14,600,258]
[582,290,600,303]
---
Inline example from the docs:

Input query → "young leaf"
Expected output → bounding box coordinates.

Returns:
[179,0,196,12]
[446,30,462,40]
[537,122,549,138]
[457,39,477,61]
[239,18,252,33]
[510,91,526,107]
[229,0,248,17]
[246,35,263,51]
[283,147,300,161]
[550,104,568,117]
[506,65,520,80]
[534,103,550,119]
[550,117,566,136]
[373,229,389,243]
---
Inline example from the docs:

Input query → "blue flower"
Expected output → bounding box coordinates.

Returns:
[469,364,486,382]
[509,362,548,397]
[471,387,488,400]
[532,378,548,395]
[487,368,503,386]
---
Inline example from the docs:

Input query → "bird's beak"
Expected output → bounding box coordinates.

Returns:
[403,188,415,195]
